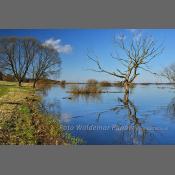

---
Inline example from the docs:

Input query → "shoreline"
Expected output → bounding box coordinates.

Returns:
[0,81,82,145]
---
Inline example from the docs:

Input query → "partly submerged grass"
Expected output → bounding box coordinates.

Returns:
[68,83,123,94]
[69,84,102,94]
[0,81,83,145]
[99,81,112,87]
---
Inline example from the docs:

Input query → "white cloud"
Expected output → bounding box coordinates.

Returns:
[43,38,72,54]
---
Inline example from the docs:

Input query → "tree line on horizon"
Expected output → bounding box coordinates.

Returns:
[0,37,61,88]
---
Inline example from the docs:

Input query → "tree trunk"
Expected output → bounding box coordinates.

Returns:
[123,81,129,104]
[33,80,37,88]
[18,81,22,87]
[124,81,129,94]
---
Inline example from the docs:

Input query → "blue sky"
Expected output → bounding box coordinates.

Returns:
[0,29,174,83]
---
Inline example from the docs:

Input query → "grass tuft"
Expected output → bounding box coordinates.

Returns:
[99,81,112,87]
[69,84,102,94]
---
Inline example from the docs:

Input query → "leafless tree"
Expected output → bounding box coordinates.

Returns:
[30,45,61,88]
[0,37,39,86]
[162,63,175,83]
[88,34,163,103]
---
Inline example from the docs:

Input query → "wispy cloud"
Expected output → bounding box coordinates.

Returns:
[43,38,72,54]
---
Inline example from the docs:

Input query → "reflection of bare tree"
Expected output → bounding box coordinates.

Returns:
[118,97,147,144]
[95,96,147,144]
[41,99,61,118]
[59,84,66,89]
[168,97,175,115]
[118,97,140,125]
[70,92,147,144]
[37,86,52,96]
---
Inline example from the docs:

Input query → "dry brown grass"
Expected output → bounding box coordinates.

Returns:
[99,81,112,87]
[87,79,98,84]
[69,84,102,94]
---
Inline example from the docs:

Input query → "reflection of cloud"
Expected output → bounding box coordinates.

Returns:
[61,113,72,123]
[43,38,72,54]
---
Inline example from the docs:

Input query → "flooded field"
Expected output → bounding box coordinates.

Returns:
[41,84,175,145]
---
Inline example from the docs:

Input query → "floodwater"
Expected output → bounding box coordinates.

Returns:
[41,84,175,145]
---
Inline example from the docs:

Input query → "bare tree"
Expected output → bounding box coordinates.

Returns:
[30,45,61,88]
[162,63,175,82]
[88,34,163,103]
[0,37,39,86]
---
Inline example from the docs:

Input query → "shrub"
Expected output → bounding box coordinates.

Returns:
[113,81,135,88]
[58,80,66,88]
[87,79,98,85]
[69,84,101,94]
[60,80,66,85]
[2,74,16,82]
[113,82,123,87]
[99,81,112,87]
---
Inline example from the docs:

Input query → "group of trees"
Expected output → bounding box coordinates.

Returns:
[0,37,61,88]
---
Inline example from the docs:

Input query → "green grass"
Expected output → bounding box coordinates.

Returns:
[0,81,82,145]
[0,86,9,97]
[19,105,31,115]
[0,81,34,94]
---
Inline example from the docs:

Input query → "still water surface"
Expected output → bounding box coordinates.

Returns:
[41,84,175,145]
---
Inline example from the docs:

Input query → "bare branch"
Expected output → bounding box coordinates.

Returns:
[87,54,126,79]
[88,34,163,94]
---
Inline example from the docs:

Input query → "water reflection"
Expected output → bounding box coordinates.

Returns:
[71,93,102,103]
[42,99,61,117]
[63,93,148,144]
[40,84,175,144]
[40,88,61,117]
[59,84,66,89]
[168,97,175,116]
[118,97,147,144]
[92,96,147,144]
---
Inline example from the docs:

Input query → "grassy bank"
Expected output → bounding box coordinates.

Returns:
[0,81,82,145]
